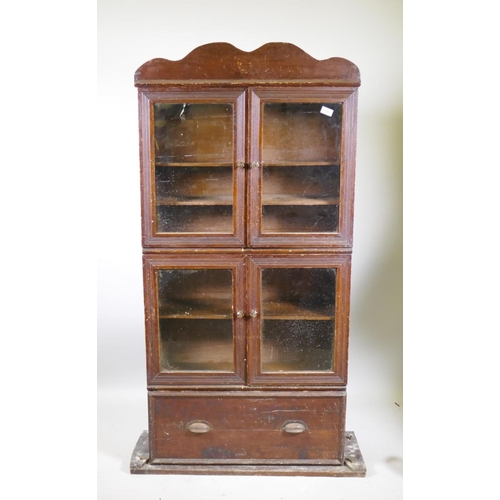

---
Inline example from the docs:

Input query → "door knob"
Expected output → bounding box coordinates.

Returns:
[250,310,258,318]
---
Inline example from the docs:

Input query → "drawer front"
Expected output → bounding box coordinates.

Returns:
[148,391,346,465]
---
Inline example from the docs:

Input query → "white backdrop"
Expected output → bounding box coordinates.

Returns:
[97,1,402,498]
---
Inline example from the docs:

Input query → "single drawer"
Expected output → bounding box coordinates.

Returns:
[148,391,346,465]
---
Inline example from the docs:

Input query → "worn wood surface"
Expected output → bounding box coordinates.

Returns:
[247,87,357,248]
[142,253,351,388]
[139,86,357,249]
[134,43,363,476]
[130,430,366,476]
[247,254,351,387]
[135,43,360,86]
[142,253,246,386]
[148,391,345,464]
[139,88,246,248]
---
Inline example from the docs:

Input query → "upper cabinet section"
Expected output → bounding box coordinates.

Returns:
[135,43,359,248]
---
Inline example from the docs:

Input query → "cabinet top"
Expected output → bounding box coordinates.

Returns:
[134,43,360,87]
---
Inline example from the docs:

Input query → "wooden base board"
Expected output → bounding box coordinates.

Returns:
[130,430,366,477]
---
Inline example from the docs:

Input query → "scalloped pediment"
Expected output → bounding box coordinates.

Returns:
[135,43,360,86]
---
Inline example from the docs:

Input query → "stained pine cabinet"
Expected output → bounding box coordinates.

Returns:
[140,88,356,248]
[131,43,366,476]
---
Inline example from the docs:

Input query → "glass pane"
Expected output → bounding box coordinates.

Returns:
[262,205,339,233]
[262,103,342,164]
[261,103,342,234]
[156,205,233,233]
[153,103,234,234]
[155,167,233,233]
[157,269,234,371]
[155,166,233,205]
[261,268,336,372]
[261,165,339,233]
[154,103,233,165]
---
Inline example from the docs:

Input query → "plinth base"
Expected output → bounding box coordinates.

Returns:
[130,430,366,477]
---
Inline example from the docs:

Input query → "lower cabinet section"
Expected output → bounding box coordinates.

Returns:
[148,391,346,465]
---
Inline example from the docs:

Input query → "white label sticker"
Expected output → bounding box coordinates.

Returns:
[320,106,334,117]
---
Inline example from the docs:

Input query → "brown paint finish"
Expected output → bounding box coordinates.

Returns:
[139,89,246,248]
[143,253,247,386]
[134,43,363,475]
[143,252,351,388]
[247,254,351,386]
[135,43,360,86]
[148,391,346,465]
[248,88,358,248]
[138,87,357,249]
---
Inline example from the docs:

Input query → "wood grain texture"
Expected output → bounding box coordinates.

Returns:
[247,254,351,387]
[144,252,351,388]
[148,391,346,465]
[131,429,366,476]
[134,43,363,476]
[247,87,357,248]
[139,89,246,248]
[135,43,360,86]
[143,253,246,386]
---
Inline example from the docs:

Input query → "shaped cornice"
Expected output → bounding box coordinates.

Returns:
[134,42,360,86]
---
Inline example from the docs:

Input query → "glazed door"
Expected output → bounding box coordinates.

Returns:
[143,254,246,386]
[248,88,357,247]
[139,89,246,247]
[247,254,351,386]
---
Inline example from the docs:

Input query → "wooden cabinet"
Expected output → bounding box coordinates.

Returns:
[131,43,366,476]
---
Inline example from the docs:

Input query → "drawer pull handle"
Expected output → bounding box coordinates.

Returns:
[186,421,212,434]
[282,421,307,434]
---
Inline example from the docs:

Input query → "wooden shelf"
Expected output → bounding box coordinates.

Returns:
[155,159,233,167]
[156,208,233,233]
[261,205,338,233]
[159,313,231,319]
[160,303,333,320]
[156,160,339,167]
[156,195,233,206]
[263,302,334,321]
[157,194,338,206]
[262,195,339,206]
[262,161,339,167]
[159,299,233,319]
[160,340,234,372]
[160,312,232,320]
[261,343,333,372]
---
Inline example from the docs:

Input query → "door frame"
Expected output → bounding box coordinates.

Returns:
[246,253,351,386]
[247,87,358,248]
[139,88,246,248]
[143,253,247,387]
